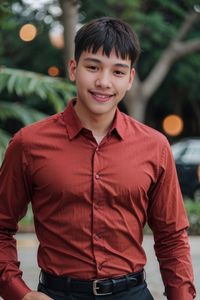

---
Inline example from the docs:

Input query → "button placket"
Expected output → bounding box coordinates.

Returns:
[94,233,100,241]
[98,264,103,270]
[92,145,106,274]
[94,203,99,210]
[95,173,100,180]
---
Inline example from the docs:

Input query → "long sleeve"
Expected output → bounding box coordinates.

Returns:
[147,140,196,300]
[0,130,32,300]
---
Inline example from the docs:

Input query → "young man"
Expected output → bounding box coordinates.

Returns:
[0,17,196,300]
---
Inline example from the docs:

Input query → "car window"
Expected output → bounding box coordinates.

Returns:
[181,144,200,164]
[171,142,186,159]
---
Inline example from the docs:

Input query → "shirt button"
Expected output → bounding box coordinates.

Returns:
[98,264,103,270]
[96,147,99,151]
[94,234,99,240]
[94,204,99,209]
[95,174,100,179]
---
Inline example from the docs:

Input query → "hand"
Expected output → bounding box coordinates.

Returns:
[22,291,53,299]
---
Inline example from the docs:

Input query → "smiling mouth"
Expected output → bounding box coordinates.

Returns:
[89,91,115,102]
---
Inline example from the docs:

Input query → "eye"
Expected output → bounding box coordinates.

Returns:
[114,70,126,76]
[86,65,98,72]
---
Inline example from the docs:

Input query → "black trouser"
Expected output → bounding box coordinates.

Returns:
[38,281,154,300]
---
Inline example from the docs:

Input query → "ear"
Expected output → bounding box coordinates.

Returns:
[68,59,77,82]
[127,68,135,91]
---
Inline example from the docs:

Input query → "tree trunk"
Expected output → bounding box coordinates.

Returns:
[57,4,200,123]
[59,0,79,71]
[125,78,147,122]
[126,9,200,123]
[127,96,147,122]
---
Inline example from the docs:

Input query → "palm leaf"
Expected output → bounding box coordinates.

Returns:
[0,101,47,125]
[0,128,11,164]
[0,128,10,147]
[0,67,75,112]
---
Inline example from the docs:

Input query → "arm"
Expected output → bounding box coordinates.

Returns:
[0,130,32,300]
[147,140,196,300]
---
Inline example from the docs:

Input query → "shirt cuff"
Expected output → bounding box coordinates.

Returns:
[165,285,196,300]
[1,276,31,300]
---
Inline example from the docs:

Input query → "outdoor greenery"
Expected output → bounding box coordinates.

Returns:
[0,1,76,162]
[0,67,75,162]
[0,0,200,161]
[0,1,199,236]
[184,199,200,235]
[0,0,200,141]
[80,0,200,126]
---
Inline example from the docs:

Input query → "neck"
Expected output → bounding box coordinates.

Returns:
[74,102,116,138]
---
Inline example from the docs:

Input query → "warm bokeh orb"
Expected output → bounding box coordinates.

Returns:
[19,24,37,42]
[49,33,64,49]
[48,66,60,77]
[162,114,184,136]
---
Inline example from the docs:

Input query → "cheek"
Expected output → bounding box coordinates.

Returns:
[117,80,131,94]
[77,72,92,87]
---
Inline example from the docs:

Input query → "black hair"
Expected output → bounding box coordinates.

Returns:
[74,17,141,67]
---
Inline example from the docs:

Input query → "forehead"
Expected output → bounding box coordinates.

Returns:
[79,47,131,67]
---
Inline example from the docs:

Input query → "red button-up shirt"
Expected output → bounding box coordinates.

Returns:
[0,100,196,300]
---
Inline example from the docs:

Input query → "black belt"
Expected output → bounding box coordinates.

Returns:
[40,269,144,296]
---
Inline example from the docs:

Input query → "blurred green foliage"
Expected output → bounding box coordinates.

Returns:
[0,66,75,162]
[185,199,200,235]
[80,0,200,135]
[0,0,200,163]
[0,1,76,163]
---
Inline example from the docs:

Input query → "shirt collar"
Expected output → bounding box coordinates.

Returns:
[62,99,126,141]
[63,99,83,140]
[110,108,126,140]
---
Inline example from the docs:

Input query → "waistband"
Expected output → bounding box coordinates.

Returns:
[40,269,145,296]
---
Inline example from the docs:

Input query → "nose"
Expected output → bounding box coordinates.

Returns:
[95,71,112,89]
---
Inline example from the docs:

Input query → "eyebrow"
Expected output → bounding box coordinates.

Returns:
[83,58,130,69]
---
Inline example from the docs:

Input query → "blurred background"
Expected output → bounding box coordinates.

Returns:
[0,0,200,230]
[0,2,200,298]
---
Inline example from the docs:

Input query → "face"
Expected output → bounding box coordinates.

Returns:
[68,48,135,122]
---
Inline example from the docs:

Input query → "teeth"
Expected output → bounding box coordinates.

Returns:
[93,93,112,98]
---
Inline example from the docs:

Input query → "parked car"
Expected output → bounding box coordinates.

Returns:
[171,138,200,202]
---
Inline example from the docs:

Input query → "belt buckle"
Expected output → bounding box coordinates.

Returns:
[93,279,112,296]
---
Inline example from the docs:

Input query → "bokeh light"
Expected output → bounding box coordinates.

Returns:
[48,66,60,77]
[49,25,64,49]
[162,114,184,136]
[19,24,37,42]
[49,33,64,49]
